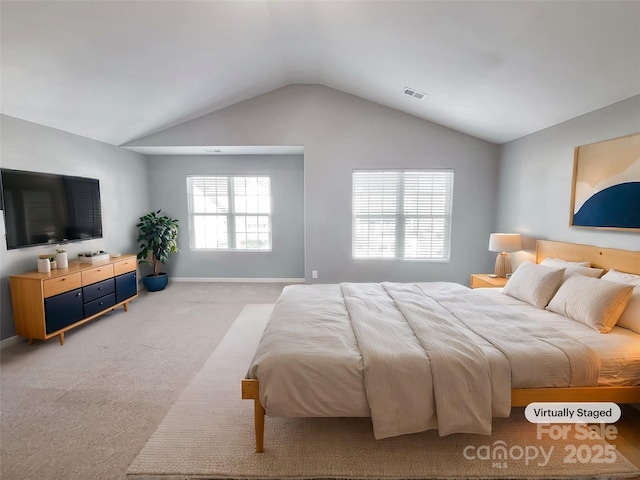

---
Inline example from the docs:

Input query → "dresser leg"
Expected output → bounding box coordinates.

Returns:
[58,333,64,345]
[123,302,129,312]
[28,337,33,345]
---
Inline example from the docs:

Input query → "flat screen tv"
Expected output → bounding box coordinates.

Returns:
[1,169,103,250]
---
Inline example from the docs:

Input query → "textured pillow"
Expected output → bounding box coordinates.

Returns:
[541,258,603,280]
[601,269,640,334]
[502,261,565,309]
[546,275,633,333]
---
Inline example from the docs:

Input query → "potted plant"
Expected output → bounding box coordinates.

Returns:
[55,247,68,269]
[136,210,179,292]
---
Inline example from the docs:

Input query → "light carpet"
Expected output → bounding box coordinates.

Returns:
[127,304,639,480]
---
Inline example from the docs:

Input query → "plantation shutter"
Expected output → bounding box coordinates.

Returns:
[187,176,230,249]
[187,175,272,250]
[353,170,453,261]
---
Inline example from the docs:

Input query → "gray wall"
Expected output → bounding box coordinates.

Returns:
[0,115,150,341]
[146,154,304,279]
[126,85,500,283]
[495,95,640,267]
[6,87,635,341]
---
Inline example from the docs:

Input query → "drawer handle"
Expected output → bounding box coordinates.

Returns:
[77,292,82,297]
[98,287,103,290]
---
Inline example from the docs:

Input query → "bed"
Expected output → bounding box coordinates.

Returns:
[242,240,640,452]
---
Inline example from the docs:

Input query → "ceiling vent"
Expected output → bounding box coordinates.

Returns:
[403,87,427,100]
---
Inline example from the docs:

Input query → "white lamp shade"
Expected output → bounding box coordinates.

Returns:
[488,233,522,253]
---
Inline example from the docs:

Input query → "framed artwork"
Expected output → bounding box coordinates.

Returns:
[570,132,640,231]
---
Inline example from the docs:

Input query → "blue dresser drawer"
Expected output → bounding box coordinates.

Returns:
[83,293,116,318]
[45,289,84,334]
[115,271,137,303]
[83,278,115,303]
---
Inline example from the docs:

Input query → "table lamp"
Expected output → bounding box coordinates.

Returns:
[488,233,522,278]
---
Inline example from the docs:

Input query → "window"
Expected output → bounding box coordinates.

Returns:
[187,176,271,250]
[352,169,453,260]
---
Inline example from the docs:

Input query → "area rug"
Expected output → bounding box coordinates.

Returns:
[127,304,639,480]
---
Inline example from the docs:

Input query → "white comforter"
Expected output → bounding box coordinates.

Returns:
[247,282,600,439]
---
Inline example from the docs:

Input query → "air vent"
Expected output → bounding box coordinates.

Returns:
[403,87,427,100]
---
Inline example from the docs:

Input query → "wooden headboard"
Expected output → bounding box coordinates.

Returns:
[535,240,640,275]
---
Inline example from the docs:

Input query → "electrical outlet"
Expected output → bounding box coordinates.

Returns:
[312,270,318,279]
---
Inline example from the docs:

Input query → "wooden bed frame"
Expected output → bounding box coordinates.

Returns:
[242,240,640,452]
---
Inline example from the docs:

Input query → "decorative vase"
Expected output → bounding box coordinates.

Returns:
[142,273,169,292]
[55,252,68,269]
[37,258,51,273]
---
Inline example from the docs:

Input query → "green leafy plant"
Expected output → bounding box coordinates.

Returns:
[136,210,179,276]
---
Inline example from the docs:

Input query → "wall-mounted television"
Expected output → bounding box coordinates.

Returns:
[1,169,103,250]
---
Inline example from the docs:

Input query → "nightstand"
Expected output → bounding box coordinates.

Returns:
[470,274,508,289]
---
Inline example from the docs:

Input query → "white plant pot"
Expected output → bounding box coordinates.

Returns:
[37,258,51,273]
[55,252,68,269]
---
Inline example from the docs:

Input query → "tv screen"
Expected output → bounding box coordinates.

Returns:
[1,169,103,250]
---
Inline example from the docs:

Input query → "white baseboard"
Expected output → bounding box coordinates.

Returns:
[1,335,24,350]
[172,277,305,283]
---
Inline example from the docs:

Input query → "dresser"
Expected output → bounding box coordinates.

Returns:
[9,255,138,345]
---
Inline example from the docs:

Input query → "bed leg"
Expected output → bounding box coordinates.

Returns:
[254,398,265,453]
[242,379,265,453]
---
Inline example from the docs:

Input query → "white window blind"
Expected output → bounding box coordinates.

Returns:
[187,175,271,251]
[353,169,453,260]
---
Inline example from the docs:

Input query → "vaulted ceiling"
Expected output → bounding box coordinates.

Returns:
[2,0,639,147]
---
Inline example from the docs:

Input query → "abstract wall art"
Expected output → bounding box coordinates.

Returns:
[570,132,640,231]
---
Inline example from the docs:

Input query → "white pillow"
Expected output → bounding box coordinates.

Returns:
[563,265,604,280]
[541,258,591,268]
[602,268,640,284]
[601,269,640,334]
[546,275,634,333]
[503,261,565,309]
[540,258,603,281]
